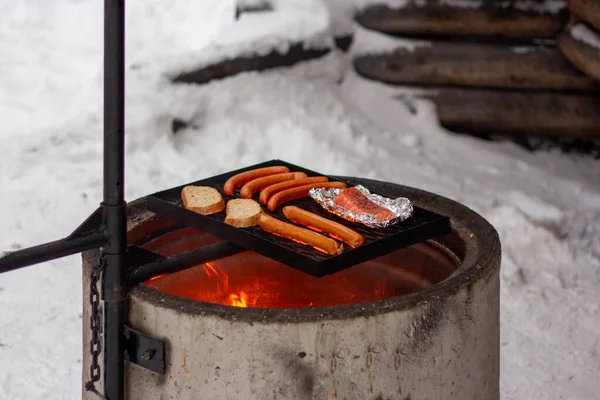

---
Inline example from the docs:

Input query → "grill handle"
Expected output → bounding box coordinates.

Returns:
[128,241,244,286]
[0,233,107,274]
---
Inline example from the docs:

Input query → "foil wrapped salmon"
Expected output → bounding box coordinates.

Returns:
[309,185,413,228]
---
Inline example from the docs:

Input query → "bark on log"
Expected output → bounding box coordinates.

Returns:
[558,22,600,81]
[355,1,569,40]
[568,0,600,32]
[354,41,599,91]
[432,88,600,139]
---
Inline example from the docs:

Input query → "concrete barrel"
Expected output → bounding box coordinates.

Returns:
[82,178,501,400]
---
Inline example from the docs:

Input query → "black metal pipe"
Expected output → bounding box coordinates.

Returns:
[0,233,107,274]
[129,241,244,286]
[103,0,125,207]
[102,247,126,400]
[102,1,126,399]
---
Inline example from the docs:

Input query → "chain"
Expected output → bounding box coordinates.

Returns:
[84,256,108,400]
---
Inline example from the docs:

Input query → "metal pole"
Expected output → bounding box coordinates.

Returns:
[102,1,126,399]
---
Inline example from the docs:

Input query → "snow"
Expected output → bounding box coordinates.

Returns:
[351,24,431,54]
[321,0,359,37]
[1,1,600,399]
[163,0,334,79]
[571,23,600,51]
[126,0,236,68]
[0,0,235,141]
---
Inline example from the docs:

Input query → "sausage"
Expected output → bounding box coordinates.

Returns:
[267,182,347,212]
[283,206,364,248]
[223,166,290,195]
[259,176,329,204]
[258,214,343,256]
[239,173,305,199]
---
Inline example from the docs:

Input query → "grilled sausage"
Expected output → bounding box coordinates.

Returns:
[267,182,347,212]
[240,172,306,199]
[223,166,290,195]
[258,214,343,256]
[259,176,329,204]
[283,206,364,248]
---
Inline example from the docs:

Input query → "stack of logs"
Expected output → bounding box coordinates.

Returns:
[354,0,600,149]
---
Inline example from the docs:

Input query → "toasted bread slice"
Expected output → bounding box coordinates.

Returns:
[181,186,225,215]
[224,199,262,228]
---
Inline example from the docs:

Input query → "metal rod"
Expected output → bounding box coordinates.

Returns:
[103,0,125,207]
[129,241,244,286]
[102,1,126,399]
[0,233,107,274]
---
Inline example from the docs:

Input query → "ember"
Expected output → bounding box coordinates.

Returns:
[142,228,457,308]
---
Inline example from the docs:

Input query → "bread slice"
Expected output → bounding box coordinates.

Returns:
[181,186,224,215]
[224,199,262,228]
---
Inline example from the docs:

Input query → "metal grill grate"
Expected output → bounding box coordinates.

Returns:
[147,160,451,277]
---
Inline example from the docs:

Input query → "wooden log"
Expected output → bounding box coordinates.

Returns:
[236,0,273,19]
[355,1,569,40]
[173,43,331,84]
[558,21,600,80]
[431,88,600,139]
[354,41,599,91]
[568,0,600,32]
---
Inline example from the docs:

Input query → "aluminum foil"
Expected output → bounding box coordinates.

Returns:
[309,185,413,228]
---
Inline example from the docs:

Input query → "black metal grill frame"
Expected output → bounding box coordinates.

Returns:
[148,159,450,277]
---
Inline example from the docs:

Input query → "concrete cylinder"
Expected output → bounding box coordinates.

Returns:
[82,177,501,400]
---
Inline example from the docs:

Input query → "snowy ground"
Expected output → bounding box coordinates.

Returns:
[1,1,599,399]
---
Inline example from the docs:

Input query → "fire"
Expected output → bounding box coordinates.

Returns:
[229,292,249,308]
[143,233,442,309]
[203,263,258,308]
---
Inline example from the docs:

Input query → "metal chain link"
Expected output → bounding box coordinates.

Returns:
[84,256,108,400]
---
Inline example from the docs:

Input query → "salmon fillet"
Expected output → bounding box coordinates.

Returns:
[333,187,395,222]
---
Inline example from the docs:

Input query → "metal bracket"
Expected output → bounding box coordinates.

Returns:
[124,325,166,375]
[67,207,105,240]
[0,208,107,274]
[125,245,163,274]
[122,247,166,375]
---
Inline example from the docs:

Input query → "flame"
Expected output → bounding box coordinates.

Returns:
[229,292,248,308]
[143,228,441,309]
[202,263,258,308]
